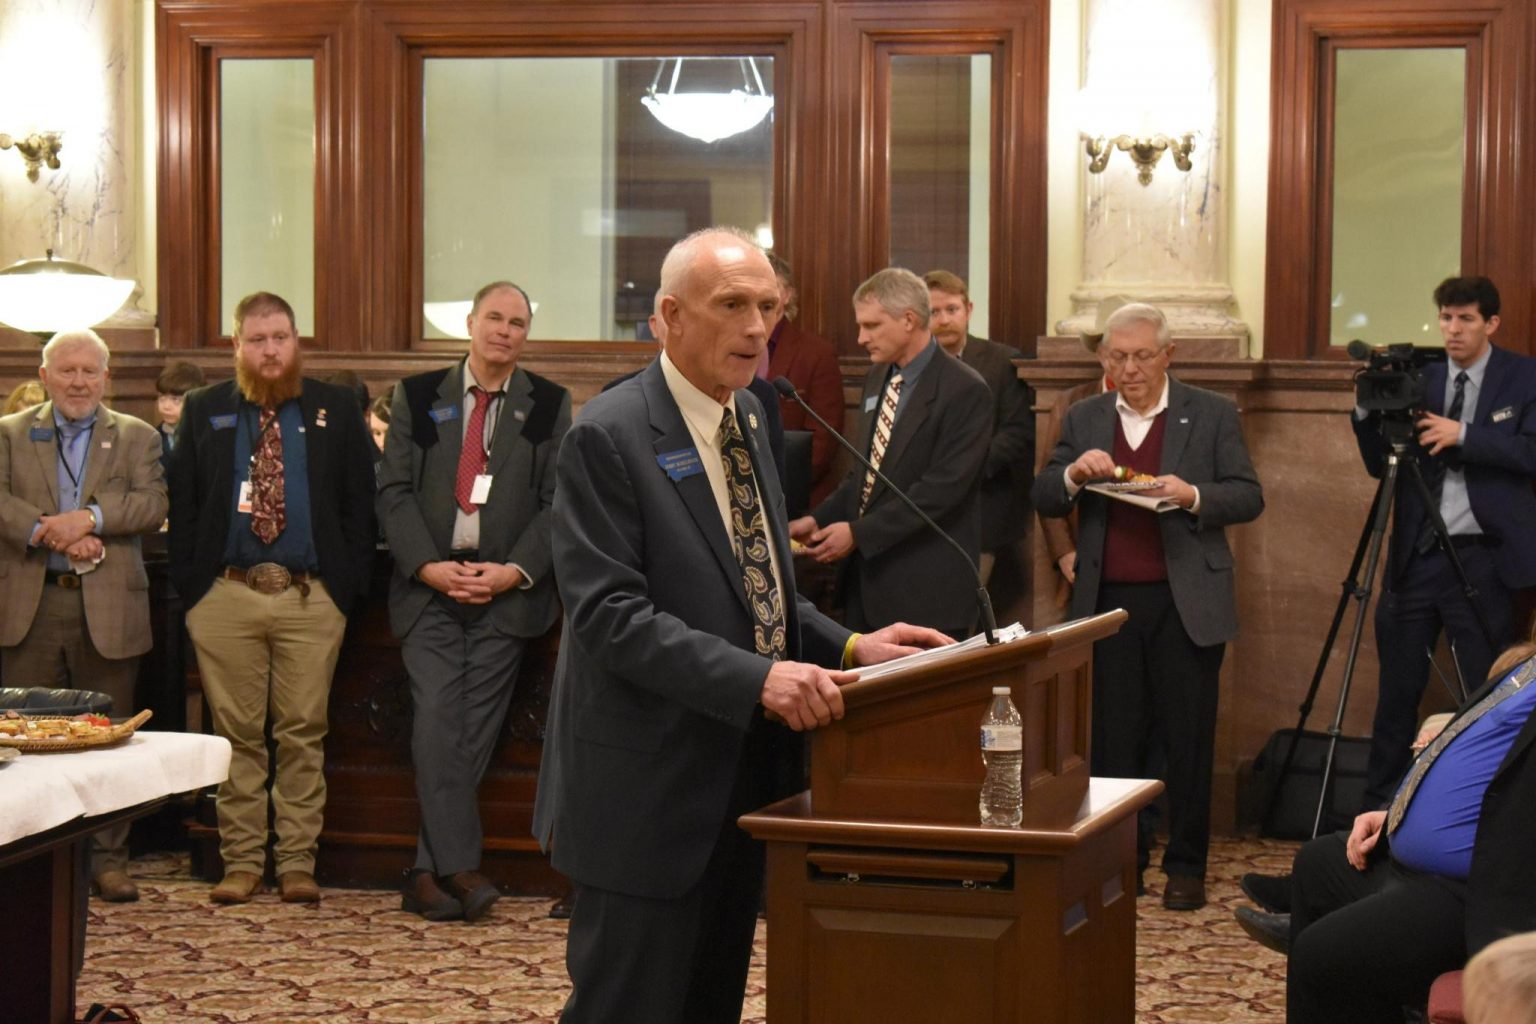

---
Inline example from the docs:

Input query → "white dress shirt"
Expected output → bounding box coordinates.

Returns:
[659,352,787,604]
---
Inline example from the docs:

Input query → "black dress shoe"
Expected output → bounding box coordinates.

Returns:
[1162,874,1207,911]
[1240,872,1291,914]
[548,891,575,920]
[401,869,463,922]
[1234,906,1291,954]
[442,870,501,923]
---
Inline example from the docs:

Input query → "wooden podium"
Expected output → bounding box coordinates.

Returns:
[740,611,1162,1024]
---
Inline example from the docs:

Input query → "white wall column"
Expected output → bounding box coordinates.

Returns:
[1057,0,1246,350]
[0,0,151,329]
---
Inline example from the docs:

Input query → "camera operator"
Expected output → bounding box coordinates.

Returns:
[1351,275,1536,810]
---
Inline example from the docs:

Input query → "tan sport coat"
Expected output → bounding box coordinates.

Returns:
[0,401,169,659]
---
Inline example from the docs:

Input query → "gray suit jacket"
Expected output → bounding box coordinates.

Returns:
[959,334,1035,548]
[0,402,167,659]
[811,346,992,633]
[1031,377,1263,647]
[533,360,849,900]
[376,360,570,638]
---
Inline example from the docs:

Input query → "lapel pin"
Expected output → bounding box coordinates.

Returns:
[101,441,112,448]
[748,413,759,430]
[1179,417,1189,424]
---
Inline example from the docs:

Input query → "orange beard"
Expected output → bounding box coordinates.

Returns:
[235,353,304,408]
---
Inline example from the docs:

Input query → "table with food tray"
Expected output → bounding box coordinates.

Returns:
[0,727,230,1023]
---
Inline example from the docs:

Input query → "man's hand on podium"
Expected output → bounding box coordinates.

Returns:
[761,661,853,731]
[851,623,956,667]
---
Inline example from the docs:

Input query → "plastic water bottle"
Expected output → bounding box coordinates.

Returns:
[979,686,1023,827]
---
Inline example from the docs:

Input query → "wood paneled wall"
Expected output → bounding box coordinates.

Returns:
[154,0,1049,358]
[1264,0,1536,358]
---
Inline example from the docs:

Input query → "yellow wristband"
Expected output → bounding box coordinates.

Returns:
[841,632,862,670]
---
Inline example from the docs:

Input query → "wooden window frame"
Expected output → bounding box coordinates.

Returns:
[158,1,1049,356]
[1265,0,1533,359]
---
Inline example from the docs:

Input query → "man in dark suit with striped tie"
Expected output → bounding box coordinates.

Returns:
[1350,276,1536,810]
[790,268,992,638]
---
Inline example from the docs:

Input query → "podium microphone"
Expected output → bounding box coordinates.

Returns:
[771,375,999,645]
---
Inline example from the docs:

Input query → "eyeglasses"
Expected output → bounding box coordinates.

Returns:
[1104,348,1167,368]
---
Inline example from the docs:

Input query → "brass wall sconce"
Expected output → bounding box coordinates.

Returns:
[1084,132,1195,186]
[0,131,64,182]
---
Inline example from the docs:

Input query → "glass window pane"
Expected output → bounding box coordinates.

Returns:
[1330,48,1464,348]
[888,54,992,328]
[220,59,315,336]
[423,56,775,341]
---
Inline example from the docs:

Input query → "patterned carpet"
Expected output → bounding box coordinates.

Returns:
[81,837,1299,1023]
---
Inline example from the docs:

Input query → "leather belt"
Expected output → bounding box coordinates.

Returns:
[44,569,81,590]
[1449,534,1495,550]
[222,564,316,596]
[449,549,480,562]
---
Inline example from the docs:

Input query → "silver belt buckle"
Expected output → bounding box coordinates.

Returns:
[246,562,292,594]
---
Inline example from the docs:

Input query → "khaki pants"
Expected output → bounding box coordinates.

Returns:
[2,582,139,875]
[186,577,346,876]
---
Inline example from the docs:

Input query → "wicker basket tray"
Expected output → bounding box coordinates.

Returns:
[0,708,153,753]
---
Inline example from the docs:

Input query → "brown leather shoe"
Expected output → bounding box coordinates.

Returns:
[92,869,140,903]
[278,870,321,903]
[210,870,263,904]
[402,869,463,921]
[440,870,500,922]
[1162,874,1207,911]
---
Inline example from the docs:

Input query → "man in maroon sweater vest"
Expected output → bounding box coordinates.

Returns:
[1032,302,1264,911]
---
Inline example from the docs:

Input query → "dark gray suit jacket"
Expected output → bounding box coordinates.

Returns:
[376,359,570,639]
[958,334,1035,548]
[1031,377,1263,647]
[811,345,992,633]
[533,360,849,899]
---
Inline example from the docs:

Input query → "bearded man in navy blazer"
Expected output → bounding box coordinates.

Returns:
[1034,301,1264,912]
[1351,275,1536,809]
[534,227,949,1024]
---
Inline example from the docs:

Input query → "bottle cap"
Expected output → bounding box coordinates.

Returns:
[991,686,1010,695]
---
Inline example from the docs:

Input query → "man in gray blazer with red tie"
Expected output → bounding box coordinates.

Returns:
[534,228,947,1024]
[378,281,570,922]
[1034,301,1263,912]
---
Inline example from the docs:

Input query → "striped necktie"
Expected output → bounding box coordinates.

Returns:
[860,372,903,514]
[1387,656,1535,833]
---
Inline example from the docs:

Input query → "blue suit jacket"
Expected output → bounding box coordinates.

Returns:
[532,360,850,899]
[1352,344,1536,590]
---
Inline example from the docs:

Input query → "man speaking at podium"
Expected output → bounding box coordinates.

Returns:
[1033,301,1263,912]
[534,227,949,1024]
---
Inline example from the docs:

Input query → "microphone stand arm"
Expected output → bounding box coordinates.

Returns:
[772,378,999,644]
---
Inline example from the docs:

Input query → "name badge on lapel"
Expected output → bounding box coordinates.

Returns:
[1491,405,1515,423]
[29,426,54,442]
[209,414,237,431]
[864,395,879,413]
[429,406,459,424]
[657,448,704,482]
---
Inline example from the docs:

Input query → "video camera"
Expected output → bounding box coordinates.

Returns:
[1347,339,1447,416]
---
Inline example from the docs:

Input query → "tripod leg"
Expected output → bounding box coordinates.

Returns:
[1262,472,1388,835]
[1310,452,1401,838]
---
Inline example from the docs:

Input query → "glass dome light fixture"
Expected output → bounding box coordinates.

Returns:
[0,249,134,339]
[641,56,773,145]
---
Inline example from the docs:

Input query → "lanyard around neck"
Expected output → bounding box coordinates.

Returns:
[56,423,94,491]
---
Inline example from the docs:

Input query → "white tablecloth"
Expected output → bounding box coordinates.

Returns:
[0,731,231,846]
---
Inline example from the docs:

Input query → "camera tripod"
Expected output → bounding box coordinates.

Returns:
[1262,425,1495,838]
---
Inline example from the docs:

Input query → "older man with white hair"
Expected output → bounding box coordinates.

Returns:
[1033,301,1263,911]
[0,329,169,902]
